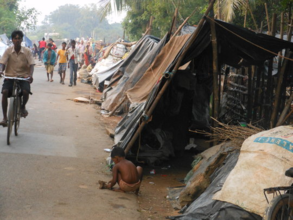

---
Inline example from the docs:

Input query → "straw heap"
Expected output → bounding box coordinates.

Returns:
[190,118,264,146]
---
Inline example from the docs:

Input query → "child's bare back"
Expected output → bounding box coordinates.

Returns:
[100,147,143,194]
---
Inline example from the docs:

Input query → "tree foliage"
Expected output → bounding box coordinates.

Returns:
[100,0,293,41]
[0,0,39,34]
[28,4,123,43]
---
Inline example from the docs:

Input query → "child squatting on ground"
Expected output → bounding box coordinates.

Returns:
[99,147,143,195]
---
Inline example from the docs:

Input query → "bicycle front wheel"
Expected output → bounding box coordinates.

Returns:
[14,96,21,136]
[7,97,15,145]
[263,194,293,220]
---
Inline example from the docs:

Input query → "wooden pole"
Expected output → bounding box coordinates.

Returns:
[276,92,293,126]
[171,7,199,39]
[247,66,253,123]
[260,21,263,33]
[247,3,258,31]
[210,17,220,125]
[169,8,178,35]
[124,0,216,154]
[270,17,293,128]
[265,3,270,34]
[148,16,154,35]
[253,66,260,120]
[244,0,248,27]
[278,13,284,71]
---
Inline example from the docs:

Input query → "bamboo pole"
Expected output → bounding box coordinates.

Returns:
[244,0,248,27]
[247,66,253,122]
[168,8,178,35]
[253,66,260,120]
[265,3,270,34]
[210,17,220,125]
[270,17,293,128]
[247,3,258,31]
[124,0,216,154]
[267,14,276,128]
[278,13,284,71]
[276,92,293,126]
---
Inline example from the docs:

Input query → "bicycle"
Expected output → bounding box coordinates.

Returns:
[4,76,30,145]
[263,167,293,220]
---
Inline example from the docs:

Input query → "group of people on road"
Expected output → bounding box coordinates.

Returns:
[39,38,102,87]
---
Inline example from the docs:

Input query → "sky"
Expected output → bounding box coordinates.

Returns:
[19,0,126,25]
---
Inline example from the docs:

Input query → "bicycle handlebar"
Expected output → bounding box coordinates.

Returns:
[3,76,30,81]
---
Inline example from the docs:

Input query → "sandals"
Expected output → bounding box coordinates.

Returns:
[20,109,28,118]
[0,120,7,127]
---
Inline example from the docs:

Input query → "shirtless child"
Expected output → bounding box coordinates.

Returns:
[101,147,143,194]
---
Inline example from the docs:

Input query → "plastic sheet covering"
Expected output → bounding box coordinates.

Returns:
[180,25,196,35]
[171,150,261,220]
[92,59,123,90]
[126,34,191,104]
[213,125,293,216]
[102,35,163,112]
[114,103,145,146]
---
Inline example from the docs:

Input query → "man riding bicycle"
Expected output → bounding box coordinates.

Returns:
[0,30,35,127]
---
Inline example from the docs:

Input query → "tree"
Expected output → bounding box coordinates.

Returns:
[0,0,39,34]
[28,4,123,43]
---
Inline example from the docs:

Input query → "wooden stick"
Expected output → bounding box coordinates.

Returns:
[265,3,270,34]
[210,17,220,125]
[244,0,248,27]
[109,96,126,117]
[270,17,293,127]
[171,6,198,38]
[276,92,293,126]
[253,66,260,120]
[124,0,216,154]
[279,108,293,126]
[247,66,252,123]
[247,2,258,31]
[169,8,178,35]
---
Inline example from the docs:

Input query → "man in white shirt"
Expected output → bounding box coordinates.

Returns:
[67,40,79,87]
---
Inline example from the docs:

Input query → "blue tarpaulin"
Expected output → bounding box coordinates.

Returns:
[23,35,32,48]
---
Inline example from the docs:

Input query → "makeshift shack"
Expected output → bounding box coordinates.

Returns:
[111,17,293,167]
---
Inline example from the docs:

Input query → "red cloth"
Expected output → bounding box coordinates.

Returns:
[39,41,46,48]
[71,55,75,60]
[52,43,57,50]
[84,53,89,66]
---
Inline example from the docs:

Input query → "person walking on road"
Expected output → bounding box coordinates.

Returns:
[0,30,35,126]
[56,42,68,85]
[67,40,79,87]
[78,40,85,69]
[43,43,56,82]
[38,37,46,61]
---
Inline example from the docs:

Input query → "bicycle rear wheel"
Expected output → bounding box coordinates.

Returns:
[7,97,15,145]
[14,96,21,136]
[263,194,293,220]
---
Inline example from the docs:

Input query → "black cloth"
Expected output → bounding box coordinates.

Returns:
[2,79,31,96]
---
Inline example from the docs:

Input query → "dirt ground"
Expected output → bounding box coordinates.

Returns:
[91,90,209,220]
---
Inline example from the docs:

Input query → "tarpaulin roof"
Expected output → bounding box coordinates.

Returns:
[102,35,163,112]
[23,35,32,48]
[125,18,293,105]
[114,18,293,158]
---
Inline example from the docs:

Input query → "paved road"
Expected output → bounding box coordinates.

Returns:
[0,63,142,220]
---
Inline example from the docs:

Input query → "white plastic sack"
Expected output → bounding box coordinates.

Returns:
[213,125,293,216]
[110,44,126,58]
